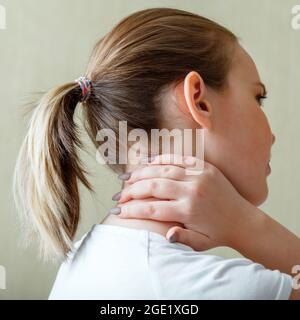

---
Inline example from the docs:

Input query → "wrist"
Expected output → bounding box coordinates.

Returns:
[227,200,267,254]
[223,199,300,274]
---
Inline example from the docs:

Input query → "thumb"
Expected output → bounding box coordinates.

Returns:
[166,226,216,251]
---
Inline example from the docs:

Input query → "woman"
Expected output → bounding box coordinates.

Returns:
[13,7,298,299]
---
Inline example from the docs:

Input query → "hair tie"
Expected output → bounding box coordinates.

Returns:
[75,76,93,102]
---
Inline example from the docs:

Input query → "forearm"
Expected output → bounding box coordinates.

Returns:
[232,204,300,276]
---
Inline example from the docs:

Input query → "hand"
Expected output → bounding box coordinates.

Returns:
[114,154,256,251]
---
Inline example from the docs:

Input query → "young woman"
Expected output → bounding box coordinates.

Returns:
[14,7,299,299]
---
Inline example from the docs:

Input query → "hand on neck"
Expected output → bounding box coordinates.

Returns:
[101,160,184,238]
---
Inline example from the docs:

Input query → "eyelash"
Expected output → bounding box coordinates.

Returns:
[256,94,267,107]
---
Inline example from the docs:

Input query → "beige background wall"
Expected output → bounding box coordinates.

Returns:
[0,0,299,299]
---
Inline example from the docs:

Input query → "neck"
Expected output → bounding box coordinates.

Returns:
[101,160,184,238]
[101,214,183,238]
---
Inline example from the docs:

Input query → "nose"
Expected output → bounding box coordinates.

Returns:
[272,133,276,145]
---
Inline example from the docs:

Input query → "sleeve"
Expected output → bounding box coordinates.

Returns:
[150,251,293,300]
[196,257,293,300]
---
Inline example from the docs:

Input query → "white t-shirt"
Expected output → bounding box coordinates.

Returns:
[49,224,293,300]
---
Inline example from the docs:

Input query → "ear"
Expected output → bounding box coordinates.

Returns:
[174,71,213,130]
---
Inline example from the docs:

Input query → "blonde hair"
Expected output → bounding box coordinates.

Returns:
[13,8,237,260]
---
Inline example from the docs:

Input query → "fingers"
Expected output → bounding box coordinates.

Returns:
[143,154,205,170]
[166,226,216,251]
[118,178,188,203]
[116,199,184,222]
[127,165,188,184]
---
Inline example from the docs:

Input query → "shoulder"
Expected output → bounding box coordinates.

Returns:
[148,241,292,300]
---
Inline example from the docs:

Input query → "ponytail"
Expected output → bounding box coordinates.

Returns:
[13,82,92,260]
[13,7,238,260]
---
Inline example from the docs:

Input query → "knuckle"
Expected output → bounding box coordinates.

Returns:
[187,181,200,195]
[162,165,171,175]
[207,165,219,178]
[162,165,175,178]
[147,203,157,216]
[182,199,194,219]
[148,180,157,192]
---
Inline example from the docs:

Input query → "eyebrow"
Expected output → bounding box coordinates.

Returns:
[254,81,268,96]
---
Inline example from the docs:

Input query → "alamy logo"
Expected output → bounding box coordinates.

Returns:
[95,121,205,175]
[0,265,6,290]
[292,265,300,290]
[0,4,6,30]
[291,5,300,30]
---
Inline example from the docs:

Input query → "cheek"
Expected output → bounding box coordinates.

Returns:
[204,105,271,205]
[247,110,272,161]
[221,105,270,163]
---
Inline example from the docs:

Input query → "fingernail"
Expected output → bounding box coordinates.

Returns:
[118,172,131,181]
[112,191,121,201]
[168,234,177,243]
[109,207,121,215]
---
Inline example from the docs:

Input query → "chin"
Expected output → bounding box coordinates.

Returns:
[248,184,269,207]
